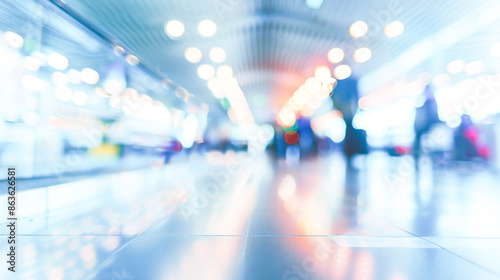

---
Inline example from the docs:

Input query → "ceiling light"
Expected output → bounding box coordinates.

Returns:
[447,59,465,74]
[51,72,68,86]
[113,45,125,56]
[3,31,23,49]
[350,21,368,38]
[185,47,202,63]
[126,55,139,65]
[72,91,88,106]
[333,65,352,80]
[54,87,72,101]
[198,20,217,37]
[207,77,222,92]
[328,48,344,64]
[305,78,321,92]
[209,47,226,63]
[67,69,81,84]
[197,64,215,80]
[464,61,484,76]
[384,21,404,38]
[164,20,185,38]
[23,56,40,71]
[314,66,331,81]
[353,47,372,63]
[48,52,68,70]
[81,68,99,85]
[217,65,233,78]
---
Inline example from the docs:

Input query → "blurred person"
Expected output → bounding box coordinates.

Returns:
[332,78,368,165]
[453,114,489,161]
[296,117,317,158]
[413,85,440,160]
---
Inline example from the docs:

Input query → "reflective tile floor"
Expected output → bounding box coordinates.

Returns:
[1,151,500,279]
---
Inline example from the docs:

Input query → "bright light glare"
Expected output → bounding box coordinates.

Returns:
[72,91,88,106]
[197,64,215,80]
[22,75,48,91]
[278,107,296,127]
[31,51,47,66]
[305,77,322,92]
[198,20,217,37]
[113,45,125,56]
[328,48,344,63]
[293,89,311,105]
[180,114,198,148]
[207,77,223,92]
[353,47,372,63]
[81,68,99,85]
[164,20,185,38]
[333,65,352,80]
[278,174,296,200]
[208,78,225,98]
[67,69,81,84]
[217,65,233,78]
[315,66,331,81]
[3,31,23,49]
[54,87,72,101]
[327,118,347,143]
[209,47,226,63]
[447,59,465,74]
[350,21,368,38]
[104,79,125,95]
[384,21,405,38]
[185,47,202,63]
[432,73,451,87]
[48,53,69,70]
[464,61,484,76]
[23,56,40,71]
[126,55,139,65]
[490,43,500,58]
[223,77,239,91]
[51,72,68,86]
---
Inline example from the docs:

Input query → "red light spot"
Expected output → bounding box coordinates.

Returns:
[161,141,182,151]
[285,131,299,145]
[395,145,411,155]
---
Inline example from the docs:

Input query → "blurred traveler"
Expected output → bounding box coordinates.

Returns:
[332,78,368,164]
[413,85,440,159]
[453,115,489,161]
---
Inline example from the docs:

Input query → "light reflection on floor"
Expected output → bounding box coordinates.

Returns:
[1,151,500,279]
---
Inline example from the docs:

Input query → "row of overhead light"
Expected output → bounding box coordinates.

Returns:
[24,52,105,108]
[164,19,255,125]
[349,20,405,39]
[3,30,169,115]
[186,46,228,82]
[359,51,496,110]
[3,27,201,137]
[415,42,500,94]
[185,47,226,64]
[272,19,401,134]
[277,66,337,128]
[432,48,500,88]
[323,20,405,80]
[205,65,255,126]
[164,19,217,38]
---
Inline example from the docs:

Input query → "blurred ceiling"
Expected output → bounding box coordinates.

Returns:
[27,0,500,122]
